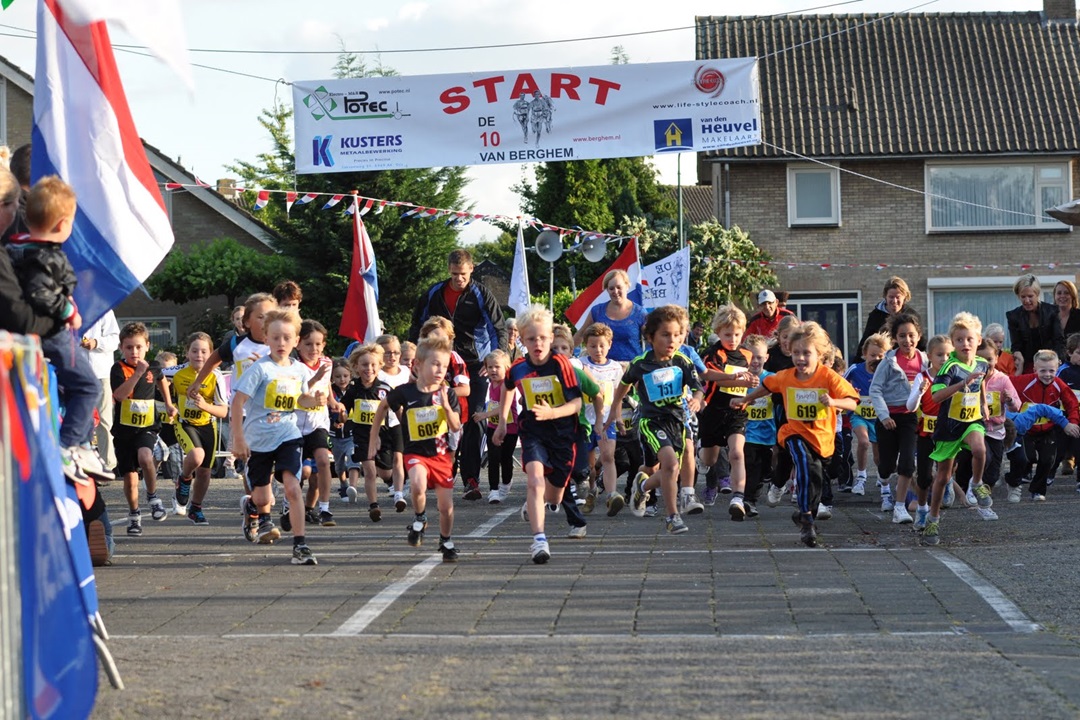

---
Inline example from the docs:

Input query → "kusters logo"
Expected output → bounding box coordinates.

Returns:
[693,65,726,97]
[312,135,334,167]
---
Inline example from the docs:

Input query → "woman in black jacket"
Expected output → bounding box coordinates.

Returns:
[859,276,924,353]
[1006,274,1065,374]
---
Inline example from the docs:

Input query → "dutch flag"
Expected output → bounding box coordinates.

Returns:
[338,204,381,342]
[32,0,186,327]
[564,237,644,329]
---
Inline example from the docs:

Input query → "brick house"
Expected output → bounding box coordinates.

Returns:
[0,54,277,348]
[696,0,1080,358]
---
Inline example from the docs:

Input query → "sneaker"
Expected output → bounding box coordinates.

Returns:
[440,539,459,562]
[1075,481,1080,494]
[394,492,407,512]
[630,472,650,517]
[61,448,91,483]
[816,503,832,521]
[126,511,142,536]
[680,492,705,516]
[1031,493,1047,502]
[256,519,280,545]
[892,505,913,524]
[172,493,189,517]
[567,525,587,539]
[977,507,999,521]
[972,483,993,508]
[520,501,530,523]
[606,493,625,517]
[305,506,320,525]
[799,517,817,547]
[728,496,746,521]
[965,487,978,507]
[346,486,358,504]
[369,505,382,522]
[316,510,335,527]
[839,478,853,493]
[280,502,292,533]
[240,495,257,542]
[880,493,895,512]
[719,477,732,494]
[922,520,941,545]
[745,501,759,518]
[913,507,929,531]
[665,514,689,534]
[463,478,482,501]
[499,483,512,501]
[87,518,110,566]
[583,492,596,514]
[339,484,349,501]
[174,480,191,513]
[188,507,209,526]
[291,544,317,565]
[766,484,785,507]
[1008,486,1022,503]
[530,539,551,564]
[851,479,866,496]
[72,445,115,482]
[702,487,718,506]
[941,483,955,509]
[488,489,503,505]
[644,505,658,518]
[407,520,425,547]
[149,497,167,522]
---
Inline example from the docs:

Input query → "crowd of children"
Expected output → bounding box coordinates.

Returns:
[16,181,1079,566]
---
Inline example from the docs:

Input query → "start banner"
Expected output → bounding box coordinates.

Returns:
[293,58,760,174]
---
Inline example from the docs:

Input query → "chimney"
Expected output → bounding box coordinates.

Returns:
[1045,0,1078,22]
[216,178,238,200]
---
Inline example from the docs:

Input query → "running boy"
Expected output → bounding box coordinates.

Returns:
[473,350,518,504]
[741,334,777,516]
[343,343,394,521]
[231,309,327,565]
[295,319,340,527]
[845,334,888,500]
[371,336,463,562]
[376,334,410,511]
[579,322,627,515]
[605,305,704,535]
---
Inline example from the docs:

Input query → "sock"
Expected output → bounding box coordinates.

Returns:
[440,535,451,544]
[929,515,939,523]
[318,501,330,512]
[918,504,929,512]
[533,533,547,543]
[258,512,270,524]
[856,470,867,479]
[293,535,305,546]
[415,512,426,523]
[245,499,257,515]
[545,502,559,513]
[369,502,379,509]
[147,492,158,502]
[130,508,140,516]
[189,503,201,511]
[734,491,745,500]
[680,486,693,497]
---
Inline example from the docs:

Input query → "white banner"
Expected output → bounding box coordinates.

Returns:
[293,59,760,173]
[642,247,691,310]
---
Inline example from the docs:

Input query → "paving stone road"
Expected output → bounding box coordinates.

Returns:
[89,473,1080,719]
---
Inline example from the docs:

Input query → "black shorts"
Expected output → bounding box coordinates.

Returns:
[351,426,394,471]
[248,438,303,488]
[638,416,686,467]
[177,422,217,469]
[114,431,158,474]
[302,428,331,460]
[698,404,747,448]
[520,432,576,489]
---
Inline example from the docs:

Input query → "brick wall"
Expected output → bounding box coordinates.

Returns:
[712,158,1080,325]
[4,81,32,147]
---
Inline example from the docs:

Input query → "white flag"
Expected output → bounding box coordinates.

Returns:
[642,247,691,309]
[509,222,532,316]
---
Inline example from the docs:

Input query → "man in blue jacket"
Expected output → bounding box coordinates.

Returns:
[410,249,507,499]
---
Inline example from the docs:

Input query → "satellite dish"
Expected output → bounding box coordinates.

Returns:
[581,236,607,263]
[535,230,563,262]
[1046,198,1080,226]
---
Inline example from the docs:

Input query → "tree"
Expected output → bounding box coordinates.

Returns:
[227,55,469,352]
[145,237,292,312]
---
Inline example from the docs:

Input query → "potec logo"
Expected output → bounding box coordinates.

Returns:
[312,135,334,168]
[653,118,693,153]
[303,86,337,121]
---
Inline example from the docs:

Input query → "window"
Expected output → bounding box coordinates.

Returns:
[784,290,861,360]
[926,277,1067,336]
[117,316,176,352]
[787,165,840,226]
[926,161,1071,232]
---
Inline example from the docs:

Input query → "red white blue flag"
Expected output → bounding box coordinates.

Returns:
[564,237,643,329]
[339,208,381,342]
[32,0,182,327]
[253,190,270,211]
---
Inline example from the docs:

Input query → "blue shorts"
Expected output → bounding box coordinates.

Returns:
[520,433,575,489]
[850,415,877,443]
[592,422,618,446]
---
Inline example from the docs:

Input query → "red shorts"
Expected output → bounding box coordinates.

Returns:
[404,453,454,488]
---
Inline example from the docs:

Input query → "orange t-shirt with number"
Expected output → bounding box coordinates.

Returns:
[762,365,858,458]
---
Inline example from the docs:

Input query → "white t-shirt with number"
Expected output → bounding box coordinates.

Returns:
[580,356,624,426]
[234,355,311,452]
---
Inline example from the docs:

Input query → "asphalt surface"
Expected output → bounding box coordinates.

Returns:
[88,468,1080,719]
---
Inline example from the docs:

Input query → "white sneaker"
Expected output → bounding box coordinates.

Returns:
[530,539,551,564]
[965,488,978,507]
[1007,486,1022,503]
[680,491,705,516]
[346,486,358,503]
[567,525,587,539]
[766,484,784,507]
[487,489,502,504]
[816,503,832,520]
[852,479,866,496]
[892,505,913,524]
[881,494,895,512]
[72,445,115,481]
[977,507,999,521]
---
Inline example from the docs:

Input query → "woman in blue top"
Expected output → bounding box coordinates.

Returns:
[573,269,648,362]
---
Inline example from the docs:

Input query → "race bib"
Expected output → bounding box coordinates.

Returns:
[264,376,301,411]
[787,388,826,422]
[235,357,254,379]
[720,365,748,397]
[948,392,982,422]
[155,400,173,425]
[350,398,380,425]
[119,398,154,428]
[921,412,937,434]
[620,417,634,433]
[856,396,876,420]
[747,396,774,422]
[643,366,684,404]
[986,391,1002,419]
[522,375,566,410]
[1019,402,1049,426]
[407,405,447,441]
[300,372,331,413]
[179,396,208,424]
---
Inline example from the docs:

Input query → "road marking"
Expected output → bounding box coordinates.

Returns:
[331,508,516,636]
[928,550,1041,633]
[115,629,967,641]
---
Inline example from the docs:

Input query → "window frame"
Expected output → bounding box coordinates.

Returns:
[0,78,7,146]
[924,159,1073,234]
[924,276,1070,335]
[786,164,841,227]
[117,316,177,353]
